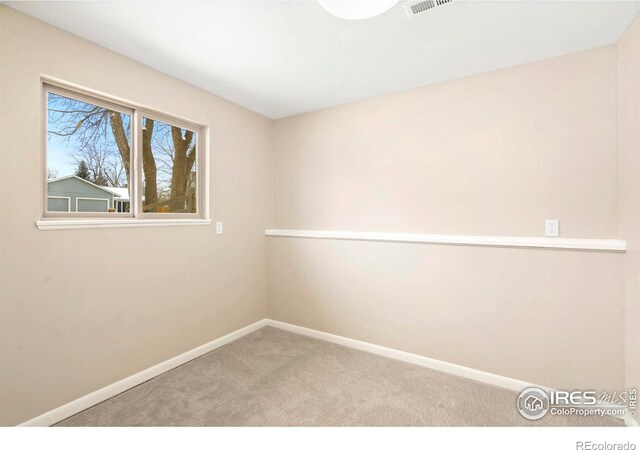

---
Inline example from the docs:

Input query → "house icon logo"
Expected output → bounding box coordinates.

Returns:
[525,395,543,411]
[517,387,550,420]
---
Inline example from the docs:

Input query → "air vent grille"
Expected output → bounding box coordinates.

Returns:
[405,0,453,16]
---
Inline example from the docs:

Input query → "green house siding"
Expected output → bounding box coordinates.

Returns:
[47,177,114,212]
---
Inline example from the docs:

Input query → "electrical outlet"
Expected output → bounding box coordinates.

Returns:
[545,219,559,237]
[216,221,223,235]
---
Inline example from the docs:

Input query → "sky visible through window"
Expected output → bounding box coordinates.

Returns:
[47,92,132,187]
[47,91,198,213]
[48,135,81,176]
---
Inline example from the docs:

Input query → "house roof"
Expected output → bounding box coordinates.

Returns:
[103,187,130,201]
[48,175,127,198]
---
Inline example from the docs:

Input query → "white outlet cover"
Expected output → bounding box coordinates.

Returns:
[215,221,223,235]
[545,219,559,237]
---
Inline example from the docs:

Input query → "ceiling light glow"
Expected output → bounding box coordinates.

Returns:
[318,0,399,20]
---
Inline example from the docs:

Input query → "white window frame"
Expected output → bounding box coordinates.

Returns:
[46,196,71,212]
[38,77,210,230]
[43,84,134,220]
[135,110,203,219]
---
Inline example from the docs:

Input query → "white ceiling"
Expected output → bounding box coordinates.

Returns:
[6,1,640,119]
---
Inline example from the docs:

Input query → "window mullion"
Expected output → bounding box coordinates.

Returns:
[132,110,141,218]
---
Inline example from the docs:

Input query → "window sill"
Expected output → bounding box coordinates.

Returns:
[36,218,212,231]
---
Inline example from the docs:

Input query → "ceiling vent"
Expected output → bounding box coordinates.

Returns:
[405,0,453,17]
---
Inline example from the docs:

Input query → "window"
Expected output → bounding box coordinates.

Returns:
[42,81,207,227]
[141,116,198,214]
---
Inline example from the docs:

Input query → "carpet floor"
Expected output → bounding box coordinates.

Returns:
[56,326,621,426]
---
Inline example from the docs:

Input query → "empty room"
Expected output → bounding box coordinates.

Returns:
[1,0,639,446]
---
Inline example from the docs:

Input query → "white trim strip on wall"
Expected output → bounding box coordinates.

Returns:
[265,229,627,252]
[264,320,635,426]
[19,319,269,426]
[18,318,635,426]
[265,319,536,391]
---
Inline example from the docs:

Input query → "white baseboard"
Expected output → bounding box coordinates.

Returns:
[264,320,631,424]
[263,319,539,392]
[18,319,269,427]
[18,318,631,426]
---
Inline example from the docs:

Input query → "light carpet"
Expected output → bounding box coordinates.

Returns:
[56,326,621,426]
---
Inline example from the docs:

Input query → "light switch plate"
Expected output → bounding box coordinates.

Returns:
[215,221,223,235]
[545,219,559,237]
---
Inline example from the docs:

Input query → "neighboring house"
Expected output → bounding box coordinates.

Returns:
[106,187,132,213]
[47,175,130,213]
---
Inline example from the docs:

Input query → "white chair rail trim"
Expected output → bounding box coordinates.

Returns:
[265,229,626,252]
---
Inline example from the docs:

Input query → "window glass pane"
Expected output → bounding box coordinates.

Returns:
[46,91,131,213]
[141,117,197,214]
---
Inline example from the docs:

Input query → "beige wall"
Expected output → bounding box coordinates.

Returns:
[0,6,273,426]
[269,46,626,393]
[268,239,624,392]
[617,15,640,395]
[274,46,618,238]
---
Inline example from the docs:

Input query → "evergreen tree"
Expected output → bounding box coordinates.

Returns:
[75,160,90,181]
